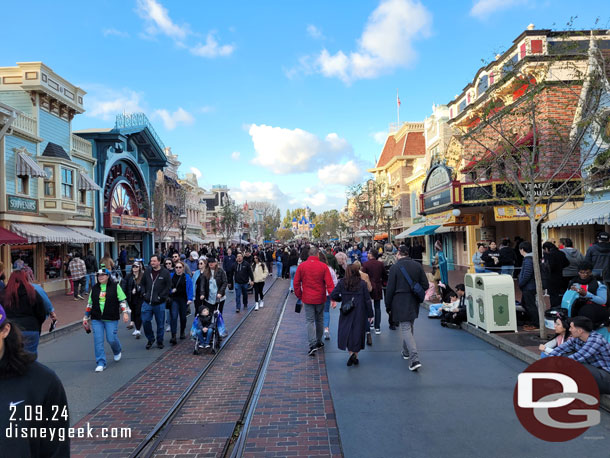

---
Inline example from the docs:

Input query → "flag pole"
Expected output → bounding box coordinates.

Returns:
[396,89,400,128]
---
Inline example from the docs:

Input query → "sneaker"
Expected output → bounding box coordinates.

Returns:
[95,365,105,372]
[135,331,141,339]
[186,310,191,317]
[401,350,409,360]
[308,346,318,356]
[255,303,259,311]
[146,341,153,349]
[114,352,122,362]
[369,323,374,329]
[323,329,330,340]
[157,342,164,349]
[260,301,264,308]
[170,336,177,345]
[409,360,422,371]
[375,329,381,335]
[205,344,211,348]
[236,309,240,313]
[316,341,324,349]
[180,333,186,340]
[127,323,134,330]
[77,295,85,300]
[74,297,80,301]
[198,344,205,349]
[132,329,139,336]
[166,325,171,332]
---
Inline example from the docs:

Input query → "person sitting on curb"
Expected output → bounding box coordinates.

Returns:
[539,314,571,358]
[549,316,610,394]
[440,284,466,328]
[567,261,608,328]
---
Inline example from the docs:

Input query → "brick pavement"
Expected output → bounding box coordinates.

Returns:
[242,294,342,458]
[152,279,289,457]
[70,278,276,458]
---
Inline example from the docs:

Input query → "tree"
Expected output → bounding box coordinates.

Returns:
[248,201,281,241]
[212,201,243,244]
[151,178,186,249]
[460,33,610,339]
[276,228,294,242]
[312,210,342,239]
[347,178,390,240]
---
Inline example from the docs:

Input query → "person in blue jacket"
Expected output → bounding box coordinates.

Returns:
[169,261,193,345]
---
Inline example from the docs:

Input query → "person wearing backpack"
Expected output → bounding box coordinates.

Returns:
[385,245,429,371]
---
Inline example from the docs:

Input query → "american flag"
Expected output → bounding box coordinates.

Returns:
[397,93,401,107]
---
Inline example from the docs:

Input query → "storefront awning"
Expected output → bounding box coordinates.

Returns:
[410,225,440,236]
[16,150,48,178]
[186,234,205,244]
[71,227,114,243]
[435,225,465,234]
[0,227,28,245]
[374,233,388,241]
[395,224,425,239]
[354,230,370,237]
[542,200,610,228]
[11,224,98,243]
[78,170,101,191]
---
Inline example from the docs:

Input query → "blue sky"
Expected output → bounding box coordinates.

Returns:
[4,0,609,213]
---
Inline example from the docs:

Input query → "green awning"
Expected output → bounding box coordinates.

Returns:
[410,225,440,236]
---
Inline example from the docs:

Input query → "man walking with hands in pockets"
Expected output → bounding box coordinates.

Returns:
[385,245,429,371]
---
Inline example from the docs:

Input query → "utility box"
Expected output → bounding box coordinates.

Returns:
[472,273,517,333]
[465,273,497,328]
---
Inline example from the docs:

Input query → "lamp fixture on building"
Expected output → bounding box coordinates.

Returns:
[383,201,394,243]
[179,213,188,251]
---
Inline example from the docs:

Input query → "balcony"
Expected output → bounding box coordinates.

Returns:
[72,134,92,157]
[11,112,39,142]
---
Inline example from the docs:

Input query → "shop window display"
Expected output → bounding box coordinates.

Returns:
[45,245,63,279]
[11,247,35,281]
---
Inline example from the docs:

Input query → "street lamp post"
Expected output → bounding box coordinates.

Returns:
[383,201,394,245]
[179,213,187,253]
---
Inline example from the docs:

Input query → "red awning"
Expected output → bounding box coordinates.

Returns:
[461,130,535,172]
[0,227,29,245]
[374,233,389,241]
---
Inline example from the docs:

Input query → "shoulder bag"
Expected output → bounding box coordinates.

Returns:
[399,265,426,303]
[340,295,356,315]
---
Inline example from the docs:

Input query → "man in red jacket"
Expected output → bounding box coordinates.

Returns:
[294,245,335,355]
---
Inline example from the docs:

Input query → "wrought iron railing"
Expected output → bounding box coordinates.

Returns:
[115,113,165,151]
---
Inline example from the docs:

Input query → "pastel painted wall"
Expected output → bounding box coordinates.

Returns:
[0,91,33,115]
[5,134,39,198]
[39,109,70,153]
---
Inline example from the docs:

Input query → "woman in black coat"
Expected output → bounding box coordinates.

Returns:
[122,260,145,338]
[330,264,373,366]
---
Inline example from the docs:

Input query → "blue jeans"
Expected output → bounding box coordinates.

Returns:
[195,327,213,345]
[142,301,165,344]
[22,330,40,358]
[170,297,188,336]
[276,261,283,277]
[324,297,331,329]
[91,320,121,367]
[474,266,486,273]
[290,265,297,291]
[501,266,514,276]
[235,283,249,310]
[85,273,96,293]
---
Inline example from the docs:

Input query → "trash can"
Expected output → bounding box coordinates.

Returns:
[475,273,517,333]
[465,273,497,328]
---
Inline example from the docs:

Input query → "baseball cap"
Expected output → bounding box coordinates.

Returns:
[96,268,110,276]
[398,245,409,256]
[599,232,609,242]
[0,304,6,327]
[207,256,217,263]
[191,251,199,259]
[180,254,186,260]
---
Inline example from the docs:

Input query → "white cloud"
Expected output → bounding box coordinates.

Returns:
[189,167,202,180]
[470,0,527,19]
[231,151,241,161]
[231,181,288,203]
[249,124,352,174]
[199,105,215,113]
[304,192,328,208]
[103,28,129,38]
[152,107,195,130]
[136,0,189,41]
[306,24,325,39]
[85,87,145,121]
[317,160,363,186]
[190,32,235,57]
[371,130,388,144]
[295,0,432,84]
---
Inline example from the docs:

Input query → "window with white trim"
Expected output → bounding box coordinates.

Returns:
[61,167,74,199]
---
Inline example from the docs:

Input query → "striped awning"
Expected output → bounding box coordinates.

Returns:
[11,224,95,243]
[71,227,114,242]
[78,170,101,191]
[186,234,205,244]
[395,223,425,239]
[16,150,48,178]
[435,225,465,234]
[0,227,28,245]
[542,200,610,228]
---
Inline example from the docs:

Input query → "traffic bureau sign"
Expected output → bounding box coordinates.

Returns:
[7,195,38,214]
[460,179,583,205]
[421,165,454,214]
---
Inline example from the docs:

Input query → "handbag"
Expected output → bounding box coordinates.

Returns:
[399,266,426,303]
[340,296,356,315]
[295,299,302,313]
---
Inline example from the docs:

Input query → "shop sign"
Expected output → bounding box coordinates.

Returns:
[494,205,546,221]
[462,179,582,204]
[412,216,425,224]
[7,195,38,214]
[479,226,496,242]
[423,188,452,212]
[424,165,452,192]
[425,210,452,225]
[445,214,480,226]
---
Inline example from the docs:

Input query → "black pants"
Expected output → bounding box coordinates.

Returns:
[441,309,466,325]
[254,282,265,302]
[226,270,234,290]
[583,363,610,394]
[266,261,273,275]
[373,299,381,329]
[547,287,564,309]
[521,289,539,326]
[132,298,143,330]
[572,302,610,328]
[204,299,225,315]
[73,277,85,297]
[119,262,126,279]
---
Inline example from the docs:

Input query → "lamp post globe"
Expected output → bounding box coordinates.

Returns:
[179,213,187,252]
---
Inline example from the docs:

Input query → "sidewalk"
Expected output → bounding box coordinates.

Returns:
[41,290,89,337]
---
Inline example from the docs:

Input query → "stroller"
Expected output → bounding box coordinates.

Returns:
[191,310,222,355]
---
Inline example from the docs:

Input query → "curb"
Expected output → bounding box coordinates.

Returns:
[422,301,610,412]
[40,321,82,344]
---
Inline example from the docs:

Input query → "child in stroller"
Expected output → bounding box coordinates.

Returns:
[191,305,221,354]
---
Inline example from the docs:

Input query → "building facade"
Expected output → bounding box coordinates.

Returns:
[0,62,110,292]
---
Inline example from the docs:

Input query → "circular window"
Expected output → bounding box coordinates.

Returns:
[111,182,139,217]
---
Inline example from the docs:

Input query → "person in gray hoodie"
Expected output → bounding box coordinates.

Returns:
[561,238,584,290]
[585,232,610,291]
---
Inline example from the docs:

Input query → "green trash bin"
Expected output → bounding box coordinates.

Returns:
[475,273,517,333]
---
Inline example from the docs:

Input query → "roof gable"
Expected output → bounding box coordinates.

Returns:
[375,131,425,169]
[42,142,70,160]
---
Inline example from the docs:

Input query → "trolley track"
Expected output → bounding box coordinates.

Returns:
[129,278,289,458]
